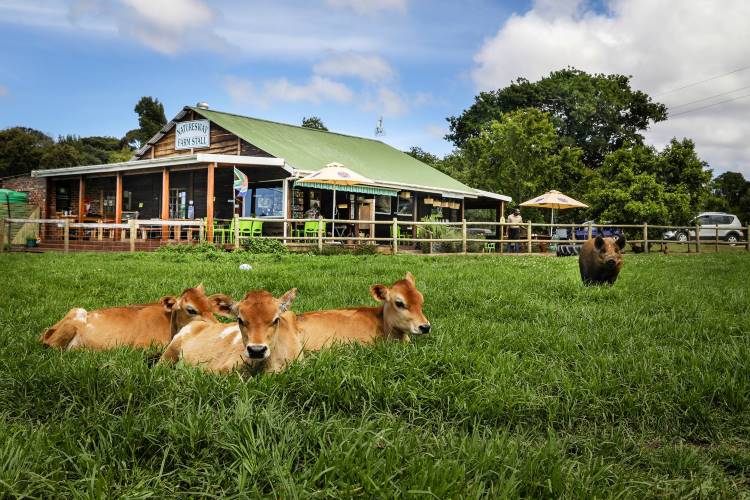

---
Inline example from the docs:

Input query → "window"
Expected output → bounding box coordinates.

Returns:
[55,184,71,211]
[375,195,392,214]
[396,192,413,216]
[243,186,283,217]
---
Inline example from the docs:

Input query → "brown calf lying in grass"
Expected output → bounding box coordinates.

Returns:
[159,289,302,374]
[297,272,431,351]
[40,285,232,350]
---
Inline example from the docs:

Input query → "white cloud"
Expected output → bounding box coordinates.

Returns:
[325,0,407,15]
[425,123,447,140]
[471,0,750,174]
[68,0,227,54]
[314,53,396,83]
[0,85,8,97]
[225,75,353,108]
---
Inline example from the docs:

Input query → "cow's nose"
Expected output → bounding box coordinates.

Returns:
[607,259,616,266]
[418,323,431,334]
[247,344,268,359]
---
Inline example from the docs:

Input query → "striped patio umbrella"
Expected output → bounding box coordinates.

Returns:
[297,163,375,235]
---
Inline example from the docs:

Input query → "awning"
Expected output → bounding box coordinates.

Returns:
[294,181,398,197]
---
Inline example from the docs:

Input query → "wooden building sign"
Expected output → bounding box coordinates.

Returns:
[175,120,210,150]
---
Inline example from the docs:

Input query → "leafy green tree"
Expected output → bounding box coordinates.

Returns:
[446,68,667,168]
[591,145,693,225]
[38,143,85,170]
[0,127,53,176]
[301,116,328,131]
[405,146,441,167]
[456,108,589,220]
[707,171,750,225]
[124,97,167,148]
[654,138,712,209]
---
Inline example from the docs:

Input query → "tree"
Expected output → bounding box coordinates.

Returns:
[124,97,167,148]
[446,68,667,168]
[707,171,750,225]
[405,146,440,167]
[38,143,85,170]
[0,127,53,177]
[458,108,588,217]
[301,116,328,131]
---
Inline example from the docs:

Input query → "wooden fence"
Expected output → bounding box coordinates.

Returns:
[1,216,749,254]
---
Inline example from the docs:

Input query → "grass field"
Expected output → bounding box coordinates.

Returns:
[1,251,749,498]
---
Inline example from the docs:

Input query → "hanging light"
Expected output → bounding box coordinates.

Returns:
[424,197,434,205]
[399,191,411,199]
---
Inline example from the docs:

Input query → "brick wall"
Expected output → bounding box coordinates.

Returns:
[0,175,48,217]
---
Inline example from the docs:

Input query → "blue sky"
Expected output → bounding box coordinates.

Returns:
[1,0,749,174]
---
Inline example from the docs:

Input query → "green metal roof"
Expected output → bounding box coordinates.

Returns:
[190,107,475,195]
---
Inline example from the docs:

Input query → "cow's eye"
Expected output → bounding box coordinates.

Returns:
[395,300,407,309]
[273,316,280,325]
[186,306,198,315]
[237,317,245,326]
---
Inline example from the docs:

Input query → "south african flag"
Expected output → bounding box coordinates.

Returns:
[233,167,248,197]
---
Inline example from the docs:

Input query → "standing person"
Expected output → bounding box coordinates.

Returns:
[507,208,523,253]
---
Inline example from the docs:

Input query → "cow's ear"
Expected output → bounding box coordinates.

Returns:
[195,283,205,294]
[594,235,605,250]
[405,272,416,285]
[160,295,177,312]
[209,294,235,318]
[278,288,298,312]
[371,284,389,302]
[616,235,626,250]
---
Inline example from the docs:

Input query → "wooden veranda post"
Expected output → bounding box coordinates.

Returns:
[461,218,467,254]
[161,167,170,241]
[115,172,123,239]
[526,221,532,254]
[392,217,398,254]
[643,223,649,253]
[77,176,85,222]
[206,163,215,244]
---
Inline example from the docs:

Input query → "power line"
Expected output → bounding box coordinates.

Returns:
[655,65,750,96]
[669,92,750,117]
[668,84,750,110]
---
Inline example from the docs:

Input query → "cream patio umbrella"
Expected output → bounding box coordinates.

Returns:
[519,190,588,236]
[296,162,375,236]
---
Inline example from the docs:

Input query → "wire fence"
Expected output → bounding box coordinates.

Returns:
[2,216,749,255]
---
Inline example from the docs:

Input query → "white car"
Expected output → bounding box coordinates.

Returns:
[664,212,745,244]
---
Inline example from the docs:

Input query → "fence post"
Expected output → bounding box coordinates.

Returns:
[643,223,649,253]
[527,221,532,254]
[234,214,240,250]
[63,219,70,253]
[746,225,749,252]
[199,221,205,242]
[461,218,467,254]
[499,222,504,254]
[0,218,5,252]
[317,216,323,252]
[392,217,398,255]
[129,219,136,252]
[715,225,719,253]
[587,221,593,240]
[695,224,701,253]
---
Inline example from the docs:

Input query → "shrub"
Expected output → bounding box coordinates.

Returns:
[240,238,288,255]
[416,215,461,253]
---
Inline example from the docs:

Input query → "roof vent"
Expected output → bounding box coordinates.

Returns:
[196,101,210,109]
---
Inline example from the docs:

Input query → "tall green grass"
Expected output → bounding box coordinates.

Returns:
[0,251,748,497]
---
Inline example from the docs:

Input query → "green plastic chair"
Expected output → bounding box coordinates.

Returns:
[484,242,496,253]
[237,219,254,241]
[211,218,234,244]
[251,220,264,237]
[304,221,326,240]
